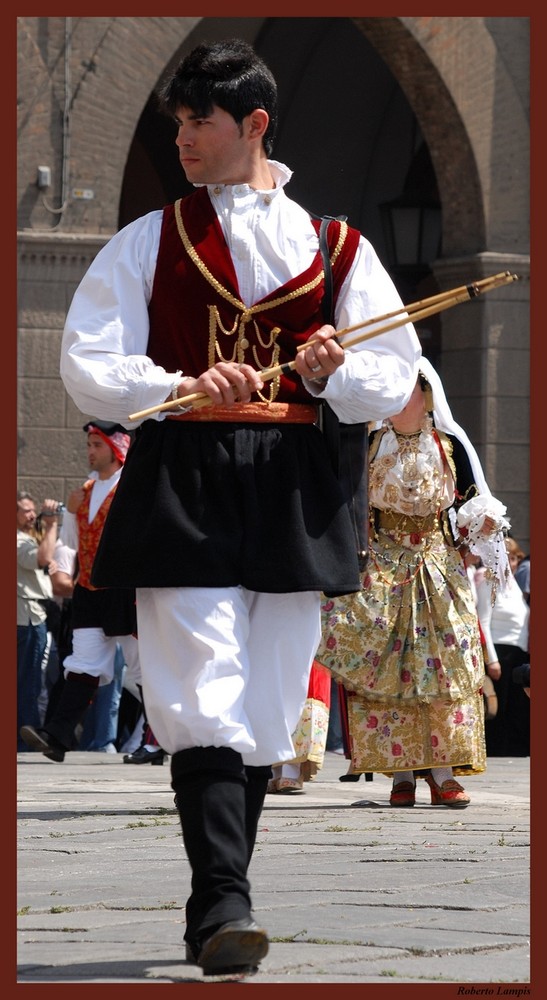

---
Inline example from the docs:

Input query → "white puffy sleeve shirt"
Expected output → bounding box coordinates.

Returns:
[61,162,421,428]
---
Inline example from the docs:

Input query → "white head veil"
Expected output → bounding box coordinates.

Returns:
[417,356,511,593]
[417,356,489,494]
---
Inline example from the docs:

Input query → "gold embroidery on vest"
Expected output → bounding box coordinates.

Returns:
[207,308,282,401]
[174,200,348,402]
[329,221,347,266]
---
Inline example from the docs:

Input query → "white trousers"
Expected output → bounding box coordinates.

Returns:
[135,587,321,767]
[63,630,141,689]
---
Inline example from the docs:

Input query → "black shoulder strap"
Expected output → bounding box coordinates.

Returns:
[315,216,342,474]
[319,215,340,324]
[316,214,369,570]
[308,208,347,321]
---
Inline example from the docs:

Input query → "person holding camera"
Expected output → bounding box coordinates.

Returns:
[17,492,62,750]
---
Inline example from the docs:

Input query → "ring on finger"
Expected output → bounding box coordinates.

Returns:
[310,364,322,372]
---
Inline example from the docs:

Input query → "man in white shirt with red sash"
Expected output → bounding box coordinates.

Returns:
[59,39,421,977]
[20,420,140,762]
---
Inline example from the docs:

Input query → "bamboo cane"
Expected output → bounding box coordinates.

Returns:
[128,270,520,421]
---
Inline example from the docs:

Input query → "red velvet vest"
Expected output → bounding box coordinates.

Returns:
[147,187,361,403]
[76,481,118,591]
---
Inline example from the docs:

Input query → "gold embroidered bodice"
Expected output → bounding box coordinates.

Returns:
[369,418,455,518]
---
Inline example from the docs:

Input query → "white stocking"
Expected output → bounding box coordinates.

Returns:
[393,770,415,787]
[431,766,453,785]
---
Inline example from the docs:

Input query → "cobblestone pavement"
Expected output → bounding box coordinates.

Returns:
[17,750,531,989]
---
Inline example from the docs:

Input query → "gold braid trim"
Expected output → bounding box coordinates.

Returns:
[175,198,326,314]
[329,219,347,266]
[434,430,457,485]
[174,200,348,402]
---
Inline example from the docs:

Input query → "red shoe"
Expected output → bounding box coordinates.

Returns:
[276,777,304,794]
[267,776,304,794]
[426,775,470,808]
[390,781,416,807]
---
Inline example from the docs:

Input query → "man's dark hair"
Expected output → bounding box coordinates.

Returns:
[159,38,278,156]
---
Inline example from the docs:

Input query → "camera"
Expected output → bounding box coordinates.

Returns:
[40,502,66,517]
[36,503,65,532]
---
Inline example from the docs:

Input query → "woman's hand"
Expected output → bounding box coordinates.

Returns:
[480,515,499,536]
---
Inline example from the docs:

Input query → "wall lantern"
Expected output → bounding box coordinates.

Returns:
[379,194,442,271]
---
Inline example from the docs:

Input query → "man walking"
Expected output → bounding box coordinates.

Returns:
[59,39,421,976]
[20,420,140,762]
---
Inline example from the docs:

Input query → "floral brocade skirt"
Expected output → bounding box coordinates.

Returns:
[288,660,331,769]
[316,528,487,776]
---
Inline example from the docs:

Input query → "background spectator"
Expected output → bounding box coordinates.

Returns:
[475,536,530,756]
[20,421,140,762]
[17,492,61,750]
[514,551,530,606]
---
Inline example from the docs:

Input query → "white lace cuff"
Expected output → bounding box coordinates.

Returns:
[454,494,511,598]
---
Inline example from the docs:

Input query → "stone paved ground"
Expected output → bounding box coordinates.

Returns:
[17,751,531,989]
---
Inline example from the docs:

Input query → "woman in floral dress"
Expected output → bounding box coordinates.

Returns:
[267,659,331,793]
[316,358,510,808]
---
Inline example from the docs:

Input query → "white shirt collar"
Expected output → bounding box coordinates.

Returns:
[199,160,293,198]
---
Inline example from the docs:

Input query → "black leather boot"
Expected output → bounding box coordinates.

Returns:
[244,765,272,863]
[20,672,99,762]
[123,746,165,764]
[123,686,165,763]
[171,746,269,975]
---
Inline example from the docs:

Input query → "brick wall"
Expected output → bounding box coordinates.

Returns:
[17,16,530,550]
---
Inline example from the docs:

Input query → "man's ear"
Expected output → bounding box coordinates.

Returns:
[246,108,269,141]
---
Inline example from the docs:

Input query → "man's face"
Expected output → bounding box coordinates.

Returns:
[87,433,115,474]
[17,499,36,533]
[173,105,251,186]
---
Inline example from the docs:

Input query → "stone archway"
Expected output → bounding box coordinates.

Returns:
[17,16,529,548]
